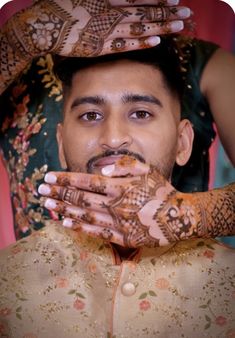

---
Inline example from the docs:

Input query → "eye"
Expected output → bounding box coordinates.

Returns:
[130,110,152,119]
[80,111,103,121]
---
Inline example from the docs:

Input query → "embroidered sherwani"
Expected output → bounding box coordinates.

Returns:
[0,223,234,337]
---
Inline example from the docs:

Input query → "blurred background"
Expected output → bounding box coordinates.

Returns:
[0,0,234,249]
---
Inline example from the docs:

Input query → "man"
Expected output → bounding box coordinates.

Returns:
[0,37,234,338]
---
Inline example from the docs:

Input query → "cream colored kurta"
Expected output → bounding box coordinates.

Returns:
[0,223,234,338]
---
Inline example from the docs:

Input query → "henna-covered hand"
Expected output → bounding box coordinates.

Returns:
[1,0,191,94]
[38,156,235,248]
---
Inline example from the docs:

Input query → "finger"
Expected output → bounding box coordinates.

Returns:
[43,172,139,197]
[101,156,150,177]
[101,35,160,55]
[62,218,125,246]
[44,197,115,227]
[41,185,111,211]
[120,6,191,24]
[44,171,110,195]
[110,20,183,40]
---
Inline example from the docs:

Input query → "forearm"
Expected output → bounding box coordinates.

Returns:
[197,183,235,237]
[0,1,70,95]
[0,21,31,94]
[158,183,235,242]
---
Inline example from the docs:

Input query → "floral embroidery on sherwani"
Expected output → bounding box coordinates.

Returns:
[0,224,234,337]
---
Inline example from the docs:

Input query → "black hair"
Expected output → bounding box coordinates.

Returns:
[53,35,184,103]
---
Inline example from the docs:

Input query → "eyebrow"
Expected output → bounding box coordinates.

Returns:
[70,93,163,109]
[122,93,163,108]
[71,96,105,109]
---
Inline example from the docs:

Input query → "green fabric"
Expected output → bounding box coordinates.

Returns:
[0,38,219,240]
[172,38,218,192]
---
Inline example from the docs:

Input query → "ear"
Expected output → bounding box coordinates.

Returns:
[176,119,194,166]
[56,123,68,169]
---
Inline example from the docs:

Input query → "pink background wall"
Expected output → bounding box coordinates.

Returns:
[0,0,234,249]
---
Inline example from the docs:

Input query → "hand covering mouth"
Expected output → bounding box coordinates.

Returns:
[86,150,145,174]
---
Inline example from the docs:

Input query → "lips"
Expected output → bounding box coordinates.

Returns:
[92,155,123,168]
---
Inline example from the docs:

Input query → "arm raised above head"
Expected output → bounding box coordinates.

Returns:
[0,0,190,95]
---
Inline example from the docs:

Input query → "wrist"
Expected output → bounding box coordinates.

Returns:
[156,191,203,241]
[3,15,38,61]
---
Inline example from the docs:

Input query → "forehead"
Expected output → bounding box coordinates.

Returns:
[62,59,181,122]
[68,60,168,97]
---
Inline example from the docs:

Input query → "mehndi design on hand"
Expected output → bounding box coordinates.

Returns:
[1,0,191,94]
[39,156,235,248]
[105,165,170,247]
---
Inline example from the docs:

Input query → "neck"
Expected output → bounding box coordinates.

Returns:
[112,243,137,261]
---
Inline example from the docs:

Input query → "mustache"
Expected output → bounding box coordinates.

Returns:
[86,149,145,173]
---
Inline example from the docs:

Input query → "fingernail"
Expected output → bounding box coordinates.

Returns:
[45,173,57,184]
[38,184,51,195]
[44,198,57,210]
[167,0,179,5]
[170,20,184,32]
[146,36,161,46]
[63,218,73,228]
[177,7,191,18]
[102,164,115,176]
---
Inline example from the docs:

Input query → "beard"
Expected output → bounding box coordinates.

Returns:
[65,147,176,181]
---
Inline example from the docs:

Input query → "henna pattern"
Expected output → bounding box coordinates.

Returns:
[1,0,74,92]
[103,170,234,247]
[198,184,235,237]
[0,31,29,94]
[4,1,75,57]
[43,168,234,247]
[110,38,126,52]
[130,23,145,36]
[59,187,86,207]
[106,167,168,247]
[136,6,171,22]
[71,0,129,56]
[80,212,96,224]
[100,228,113,240]
[154,191,201,242]
[154,183,235,242]
[89,176,107,194]
[0,0,130,93]
[71,0,82,8]
[125,0,138,3]
[57,175,71,186]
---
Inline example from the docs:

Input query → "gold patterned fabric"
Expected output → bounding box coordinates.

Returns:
[0,224,234,337]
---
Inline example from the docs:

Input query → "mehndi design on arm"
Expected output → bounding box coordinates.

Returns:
[42,165,235,248]
[4,1,74,57]
[155,183,235,242]
[0,31,29,94]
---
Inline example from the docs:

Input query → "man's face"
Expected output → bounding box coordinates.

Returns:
[57,60,188,179]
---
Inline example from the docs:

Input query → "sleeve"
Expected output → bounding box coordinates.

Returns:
[0,54,63,240]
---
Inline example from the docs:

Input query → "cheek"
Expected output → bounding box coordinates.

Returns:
[139,123,178,162]
[62,128,99,167]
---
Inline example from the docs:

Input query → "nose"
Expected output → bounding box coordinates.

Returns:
[99,117,133,150]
